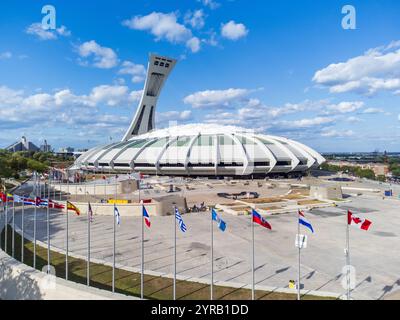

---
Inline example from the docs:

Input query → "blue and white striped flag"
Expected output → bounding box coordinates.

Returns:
[175,207,187,233]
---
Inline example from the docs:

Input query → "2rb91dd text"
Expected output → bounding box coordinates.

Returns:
[195,304,249,315]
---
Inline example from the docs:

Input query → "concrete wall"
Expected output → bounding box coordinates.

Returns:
[52,183,120,196]
[0,250,137,300]
[69,194,187,217]
[310,185,343,200]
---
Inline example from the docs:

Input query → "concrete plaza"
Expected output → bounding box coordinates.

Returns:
[4,191,400,300]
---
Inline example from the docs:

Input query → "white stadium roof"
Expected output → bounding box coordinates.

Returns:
[73,55,325,177]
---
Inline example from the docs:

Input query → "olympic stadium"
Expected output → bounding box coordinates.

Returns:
[73,54,325,177]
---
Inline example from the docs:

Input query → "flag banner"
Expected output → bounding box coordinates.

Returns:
[114,205,121,225]
[67,201,81,215]
[175,207,187,233]
[22,197,36,206]
[35,197,42,207]
[88,202,94,222]
[48,199,65,209]
[13,194,23,203]
[142,205,151,228]
[0,193,14,202]
[252,209,272,230]
[212,208,227,232]
[348,210,372,231]
[298,210,314,233]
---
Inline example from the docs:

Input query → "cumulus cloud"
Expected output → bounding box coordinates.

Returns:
[186,37,201,53]
[183,88,251,108]
[25,22,71,40]
[362,107,385,114]
[0,52,12,60]
[77,40,119,69]
[198,0,220,10]
[0,84,141,120]
[184,10,206,29]
[313,41,400,95]
[276,117,336,129]
[321,129,354,138]
[118,61,147,83]
[157,110,193,125]
[221,21,248,40]
[122,12,201,52]
[323,101,364,115]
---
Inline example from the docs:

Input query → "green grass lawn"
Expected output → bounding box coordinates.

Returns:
[0,225,335,300]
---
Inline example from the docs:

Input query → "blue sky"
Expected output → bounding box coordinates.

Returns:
[0,0,400,152]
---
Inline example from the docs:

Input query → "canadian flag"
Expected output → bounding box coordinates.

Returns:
[348,210,372,231]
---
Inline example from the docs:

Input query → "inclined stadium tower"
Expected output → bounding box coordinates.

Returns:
[73,54,325,177]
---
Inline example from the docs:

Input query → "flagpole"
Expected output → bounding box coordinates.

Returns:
[67,169,69,198]
[4,197,8,254]
[87,201,90,286]
[251,211,255,300]
[210,210,214,300]
[33,177,37,269]
[12,196,15,257]
[346,213,351,300]
[65,200,69,280]
[21,199,24,263]
[297,212,301,300]
[140,183,144,300]
[173,206,177,300]
[112,184,117,293]
[0,198,3,251]
[47,173,51,273]
[141,205,144,299]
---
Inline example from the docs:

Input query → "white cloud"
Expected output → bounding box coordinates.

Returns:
[186,37,201,53]
[221,21,248,40]
[25,23,71,40]
[0,86,24,105]
[277,117,335,129]
[77,40,119,69]
[362,107,385,114]
[0,52,12,60]
[123,12,202,53]
[321,129,354,138]
[118,61,147,83]
[183,88,251,108]
[237,99,331,120]
[123,12,191,43]
[346,116,362,123]
[198,0,220,10]
[313,41,400,95]
[184,10,205,29]
[157,110,193,124]
[0,84,140,114]
[324,101,364,114]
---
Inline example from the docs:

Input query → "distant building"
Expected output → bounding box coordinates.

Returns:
[6,136,40,152]
[40,140,52,152]
[59,147,74,153]
[328,160,390,177]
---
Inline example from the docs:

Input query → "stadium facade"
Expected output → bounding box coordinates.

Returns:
[73,54,325,177]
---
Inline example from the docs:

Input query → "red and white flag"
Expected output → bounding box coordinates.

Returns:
[348,210,372,231]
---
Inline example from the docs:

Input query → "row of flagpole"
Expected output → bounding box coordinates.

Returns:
[1,172,372,301]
